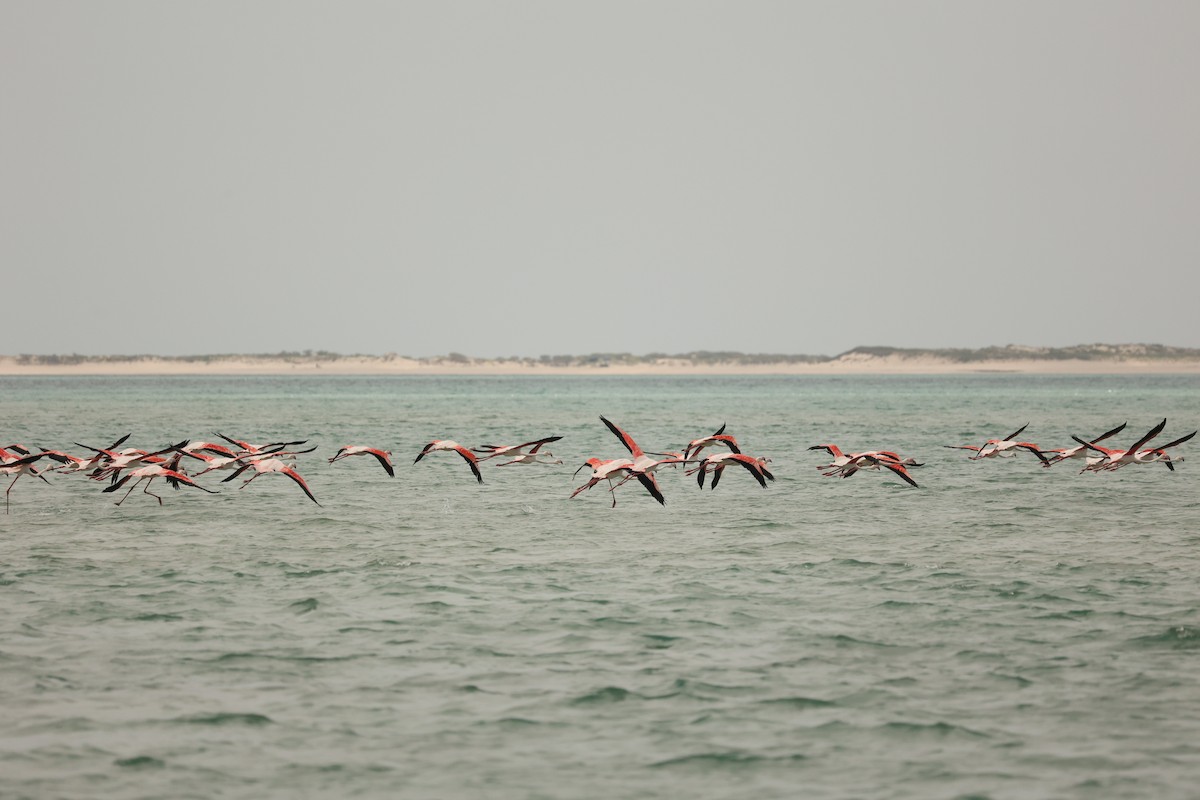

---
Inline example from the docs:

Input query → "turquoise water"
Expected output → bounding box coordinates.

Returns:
[2,374,1199,799]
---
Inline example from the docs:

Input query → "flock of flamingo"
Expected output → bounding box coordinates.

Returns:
[1,417,1194,514]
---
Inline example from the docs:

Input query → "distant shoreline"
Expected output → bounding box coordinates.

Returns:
[3,353,1199,377]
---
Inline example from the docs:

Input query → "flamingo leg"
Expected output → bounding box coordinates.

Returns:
[6,474,19,515]
[115,477,145,506]
[143,478,163,506]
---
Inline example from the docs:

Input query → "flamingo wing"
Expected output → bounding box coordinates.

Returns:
[163,469,219,494]
[599,416,644,458]
[1091,422,1128,443]
[635,472,666,505]
[526,436,562,453]
[365,448,395,476]
[1126,418,1168,455]
[414,442,436,463]
[453,445,483,483]
[280,466,321,505]
[867,456,919,488]
[729,455,767,488]
[1003,423,1030,441]
[1015,444,1050,464]
[1156,430,1197,451]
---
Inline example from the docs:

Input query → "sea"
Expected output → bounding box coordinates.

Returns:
[2,373,1199,799]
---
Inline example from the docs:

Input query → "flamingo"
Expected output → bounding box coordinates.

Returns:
[570,457,638,507]
[329,446,395,476]
[688,452,774,490]
[1,452,52,514]
[1042,422,1128,466]
[598,416,676,505]
[809,443,863,473]
[810,445,921,477]
[493,450,564,467]
[103,455,219,506]
[190,445,313,477]
[414,440,483,483]
[1071,418,1165,472]
[944,424,1048,463]
[474,436,563,462]
[223,457,321,505]
[1126,448,1184,470]
[1075,420,1195,472]
[682,423,741,460]
[837,453,920,487]
[79,440,191,483]
[38,434,132,474]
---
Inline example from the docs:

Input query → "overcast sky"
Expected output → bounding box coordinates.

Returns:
[3,2,1198,357]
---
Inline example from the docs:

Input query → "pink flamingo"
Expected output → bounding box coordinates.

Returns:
[570,457,638,507]
[223,457,321,505]
[1,452,52,514]
[945,424,1048,463]
[103,456,219,506]
[688,452,774,490]
[329,446,395,476]
[415,440,483,483]
[682,423,741,460]
[474,436,563,463]
[1042,422,1128,466]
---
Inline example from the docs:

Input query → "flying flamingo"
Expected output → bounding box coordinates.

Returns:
[492,449,564,467]
[1071,418,1166,472]
[77,440,190,483]
[223,457,321,505]
[838,453,920,487]
[812,446,921,477]
[598,416,678,505]
[414,440,483,483]
[1,452,52,514]
[328,446,395,476]
[103,455,219,506]
[944,424,1048,463]
[190,445,314,478]
[1074,420,1195,472]
[37,434,132,474]
[474,436,563,463]
[682,423,741,460]
[809,444,865,473]
[1042,422,1128,466]
[1126,439,1193,470]
[570,457,639,507]
[688,452,774,490]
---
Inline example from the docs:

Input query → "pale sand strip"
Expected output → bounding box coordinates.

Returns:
[2,355,1199,376]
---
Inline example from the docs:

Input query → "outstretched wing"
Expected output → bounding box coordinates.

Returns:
[453,445,483,483]
[636,472,665,506]
[280,466,321,505]
[600,416,644,458]
[1156,430,1197,451]
[526,436,562,454]
[866,456,918,488]
[1003,423,1030,442]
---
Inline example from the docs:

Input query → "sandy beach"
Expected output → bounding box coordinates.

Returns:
[3,354,1199,377]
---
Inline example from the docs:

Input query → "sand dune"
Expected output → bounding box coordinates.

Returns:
[3,351,1198,376]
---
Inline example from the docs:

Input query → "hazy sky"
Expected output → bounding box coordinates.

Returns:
[4,2,1198,357]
